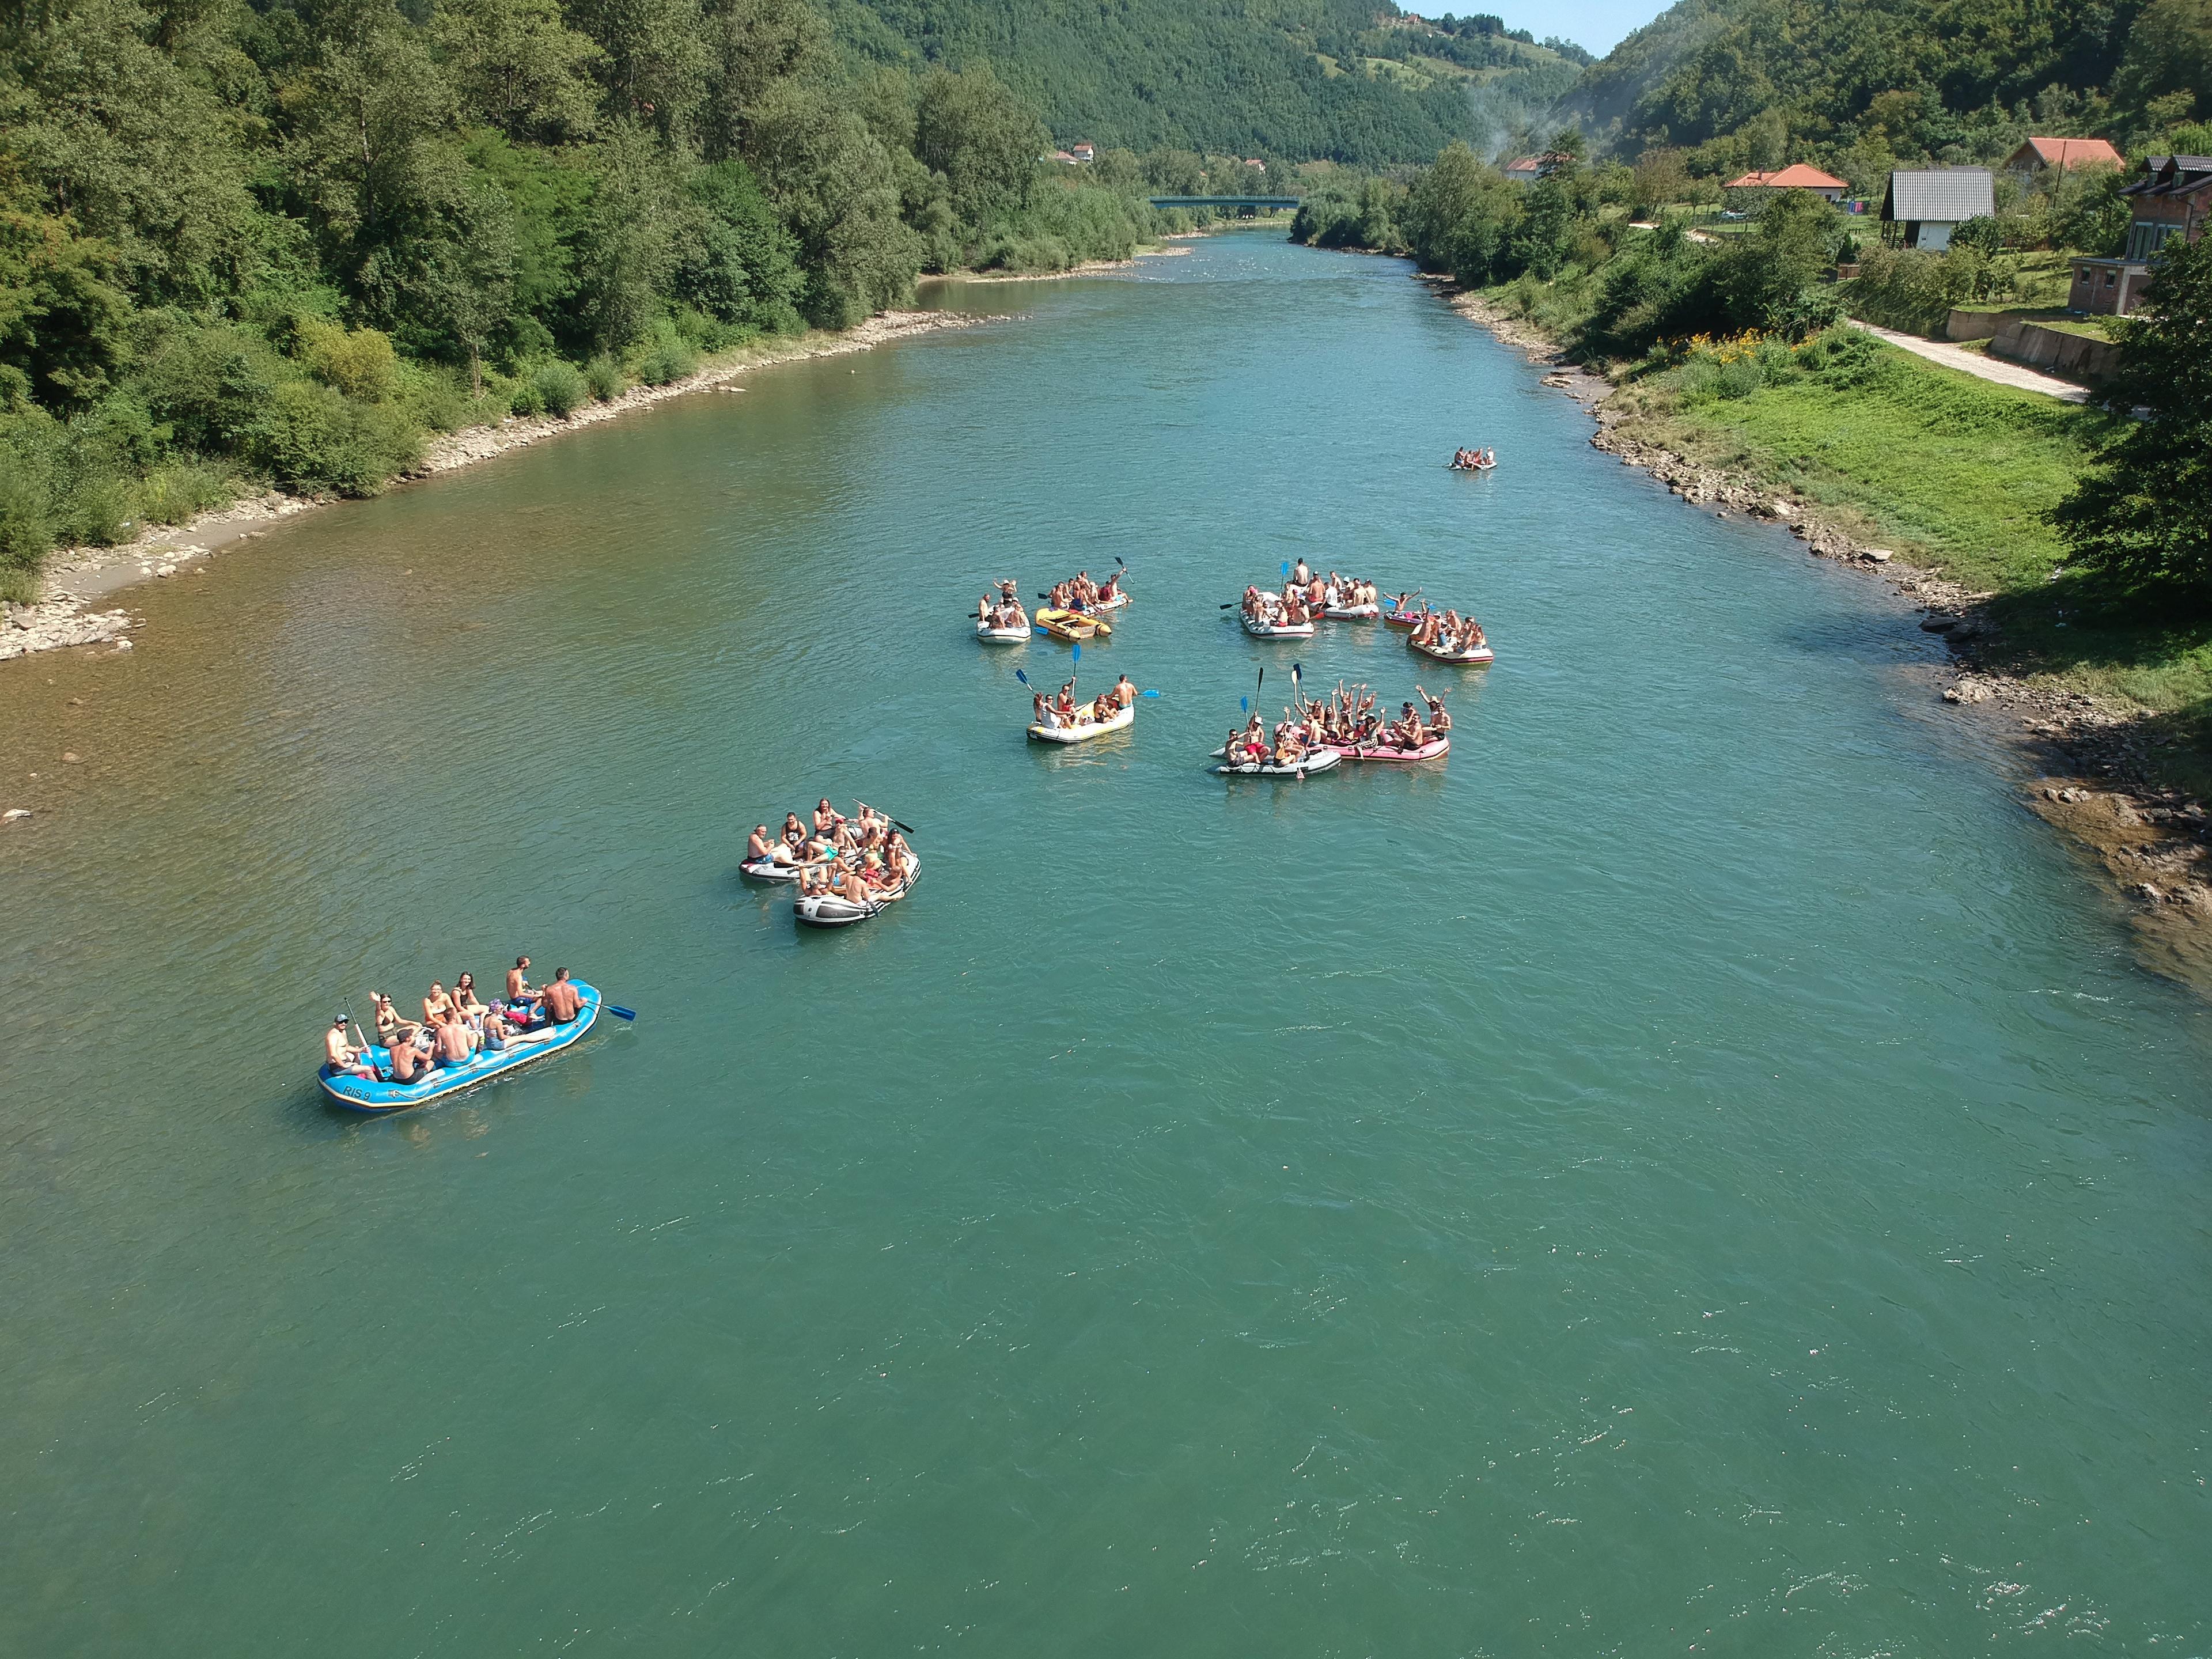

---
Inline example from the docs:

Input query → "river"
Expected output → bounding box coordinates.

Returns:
[2,233,2207,1656]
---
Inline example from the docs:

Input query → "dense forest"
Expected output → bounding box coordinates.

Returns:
[1565,0,2210,188]
[817,0,1583,162]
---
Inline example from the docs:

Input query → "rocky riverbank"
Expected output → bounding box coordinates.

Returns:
[1,309,982,666]
[1435,276,2212,984]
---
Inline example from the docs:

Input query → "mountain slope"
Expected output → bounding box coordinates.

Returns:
[1566,0,2161,155]
[821,0,1583,163]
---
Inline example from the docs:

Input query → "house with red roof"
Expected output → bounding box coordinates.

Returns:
[2005,137,2123,179]
[1502,153,1572,185]
[1722,164,1849,202]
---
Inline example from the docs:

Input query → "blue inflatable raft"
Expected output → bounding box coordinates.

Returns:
[318,981,602,1113]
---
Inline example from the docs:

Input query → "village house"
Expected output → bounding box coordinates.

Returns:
[1722,163,1849,203]
[2003,136,2123,179]
[1502,152,1573,184]
[1071,142,1095,164]
[1879,167,1995,251]
[2069,153,2212,315]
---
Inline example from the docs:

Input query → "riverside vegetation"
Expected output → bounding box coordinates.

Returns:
[0,0,1324,604]
[1293,119,2212,798]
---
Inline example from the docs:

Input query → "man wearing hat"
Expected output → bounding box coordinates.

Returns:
[324,1016,377,1081]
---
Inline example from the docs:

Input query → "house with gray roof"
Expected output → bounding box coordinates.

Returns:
[1880,169,1996,252]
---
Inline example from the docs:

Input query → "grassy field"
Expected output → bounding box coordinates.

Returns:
[1609,336,2212,788]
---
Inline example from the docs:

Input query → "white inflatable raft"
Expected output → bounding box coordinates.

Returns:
[740,856,811,882]
[1211,745,1342,778]
[1241,612,1316,638]
[1324,601,1380,619]
[976,618,1029,643]
[794,858,919,927]
[1028,702,1134,744]
[1409,636,1495,665]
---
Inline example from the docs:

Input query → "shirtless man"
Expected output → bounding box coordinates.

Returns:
[388,1029,433,1083]
[748,825,786,867]
[1292,558,1312,586]
[1112,673,1136,709]
[541,968,583,1025]
[433,1009,473,1067]
[325,1016,377,1080]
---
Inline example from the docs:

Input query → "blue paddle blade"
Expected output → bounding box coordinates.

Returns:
[1281,560,1290,577]
[1014,668,1031,688]
[1240,696,1248,712]
[607,1005,637,1021]
[1071,642,1080,665]
[1142,689,1160,697]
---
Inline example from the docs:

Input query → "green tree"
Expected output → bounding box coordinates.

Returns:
[746,81,919,327]
[0,199,133,409]
[2114,0,2212,127]
[695,0,824,162]
[432,0,604,142]
[2050,233,2212,599]
[566,0,707,133]
[914,65,1050,230]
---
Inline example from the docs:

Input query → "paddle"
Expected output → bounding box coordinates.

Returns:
[605,1004,637,1021]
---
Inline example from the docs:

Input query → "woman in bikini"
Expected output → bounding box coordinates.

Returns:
[422,980,454,1027]
[451,972,488,1020]
[813,799,840,837]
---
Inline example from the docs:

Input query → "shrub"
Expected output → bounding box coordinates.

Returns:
[509,378,546,417]
[293,316,400,402]
[584,355,625,401]
[532,359,588,417]
[635,340,700,386]
[137,461,236,525]
[252,380,422,495]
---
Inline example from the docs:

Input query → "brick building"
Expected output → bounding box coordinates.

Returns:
[2069,154,2211,316]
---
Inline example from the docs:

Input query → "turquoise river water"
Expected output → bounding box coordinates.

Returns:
[2,233,2208,1656]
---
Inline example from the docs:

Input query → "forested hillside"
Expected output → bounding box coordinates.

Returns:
[0,0,1205,594]
[821,0,1584,161]
[1565,0,2210,182]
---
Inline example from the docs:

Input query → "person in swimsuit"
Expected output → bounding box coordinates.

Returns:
[748,825,782,866]
[541,969,582,1025]
[325,1016,377,1080]
[372,992,422,1050]
[887,831,915,878]
[422,981,453,1026]
[388,1031,432,1083]
[452,972,488,1020]
[1113,674,1135,709]
[506,956,537,1005]
[431,1009,472,1067]
[813,800,839,836]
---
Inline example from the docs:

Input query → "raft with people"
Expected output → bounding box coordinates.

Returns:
[742,800,920,924]
[975,580,1030,643]
[1210,743,1341,778]
[1343,735,1451,762]
[1022,662,1139,744]
[1449,446,1497,472]
[317,967,602,1113]
[796,857,919,927]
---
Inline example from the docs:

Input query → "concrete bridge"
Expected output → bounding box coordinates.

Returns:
[1146,195,1301,216]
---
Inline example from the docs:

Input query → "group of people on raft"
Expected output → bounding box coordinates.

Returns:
[1044,569,1123,616]
[746,799,918,904]
[322,957,586,1084]
[1450,447,1496,471]
[1224,680,1453,766]
[1243,561,1378,628]
[1407,606,1488,655]
[1033,672,1138,732]
[976,579,1029,632]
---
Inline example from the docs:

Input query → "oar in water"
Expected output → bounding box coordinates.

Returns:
[605,1003,637,1021]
